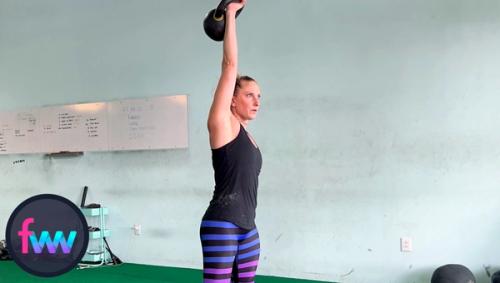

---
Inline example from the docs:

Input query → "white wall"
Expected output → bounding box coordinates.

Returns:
[1,1,500,282]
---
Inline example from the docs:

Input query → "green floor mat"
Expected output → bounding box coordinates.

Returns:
[0,261,333,283]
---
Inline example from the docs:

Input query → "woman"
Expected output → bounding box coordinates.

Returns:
[200,0,263,282]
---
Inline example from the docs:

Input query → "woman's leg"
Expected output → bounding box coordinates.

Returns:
[200,220,248,283]
[233,228,260,283]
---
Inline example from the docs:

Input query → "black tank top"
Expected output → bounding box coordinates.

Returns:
[203,124,262,229]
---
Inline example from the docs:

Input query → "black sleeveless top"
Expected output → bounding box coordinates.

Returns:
[203,124,262,229]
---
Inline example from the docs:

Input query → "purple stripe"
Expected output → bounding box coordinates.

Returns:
[204,268,232,275]
[203,279,231,283]
[238,260,258,269]
[238,271,256,278]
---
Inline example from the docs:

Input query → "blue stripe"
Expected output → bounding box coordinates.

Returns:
[201,229,258,241]
[203,256,235,263]
[237,249,260,260]
[203,245,238,252]
[242,229,258,239]
[201,234,239,240]
[201,221,239,228]
[239,238,260,250]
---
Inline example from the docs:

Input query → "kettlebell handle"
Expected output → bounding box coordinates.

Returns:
[213,0,244,21]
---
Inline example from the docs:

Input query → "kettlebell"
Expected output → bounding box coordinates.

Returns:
[203,0,244,41]
[492,271,500,283]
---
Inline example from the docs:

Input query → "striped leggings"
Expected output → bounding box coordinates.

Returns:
[200,220,260,283]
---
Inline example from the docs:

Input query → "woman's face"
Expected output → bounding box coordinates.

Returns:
[232,80,261,121]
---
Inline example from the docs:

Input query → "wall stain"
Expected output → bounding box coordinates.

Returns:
[275,233,283,242]
[341,268,354,278]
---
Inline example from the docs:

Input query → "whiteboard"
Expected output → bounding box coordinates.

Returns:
[107,95,188,151]
[0,109,41,154]
[0,95,188,155]
[39,102,109,152]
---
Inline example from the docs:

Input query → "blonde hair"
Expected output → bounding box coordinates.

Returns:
[234,75,256,95]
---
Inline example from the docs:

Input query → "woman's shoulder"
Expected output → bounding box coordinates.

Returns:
[210,116,242,150]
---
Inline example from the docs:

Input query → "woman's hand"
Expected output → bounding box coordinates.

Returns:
[226,0,246,15]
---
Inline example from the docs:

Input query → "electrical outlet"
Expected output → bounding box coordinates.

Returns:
[133,224,141,236]
[400,237,412,252]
